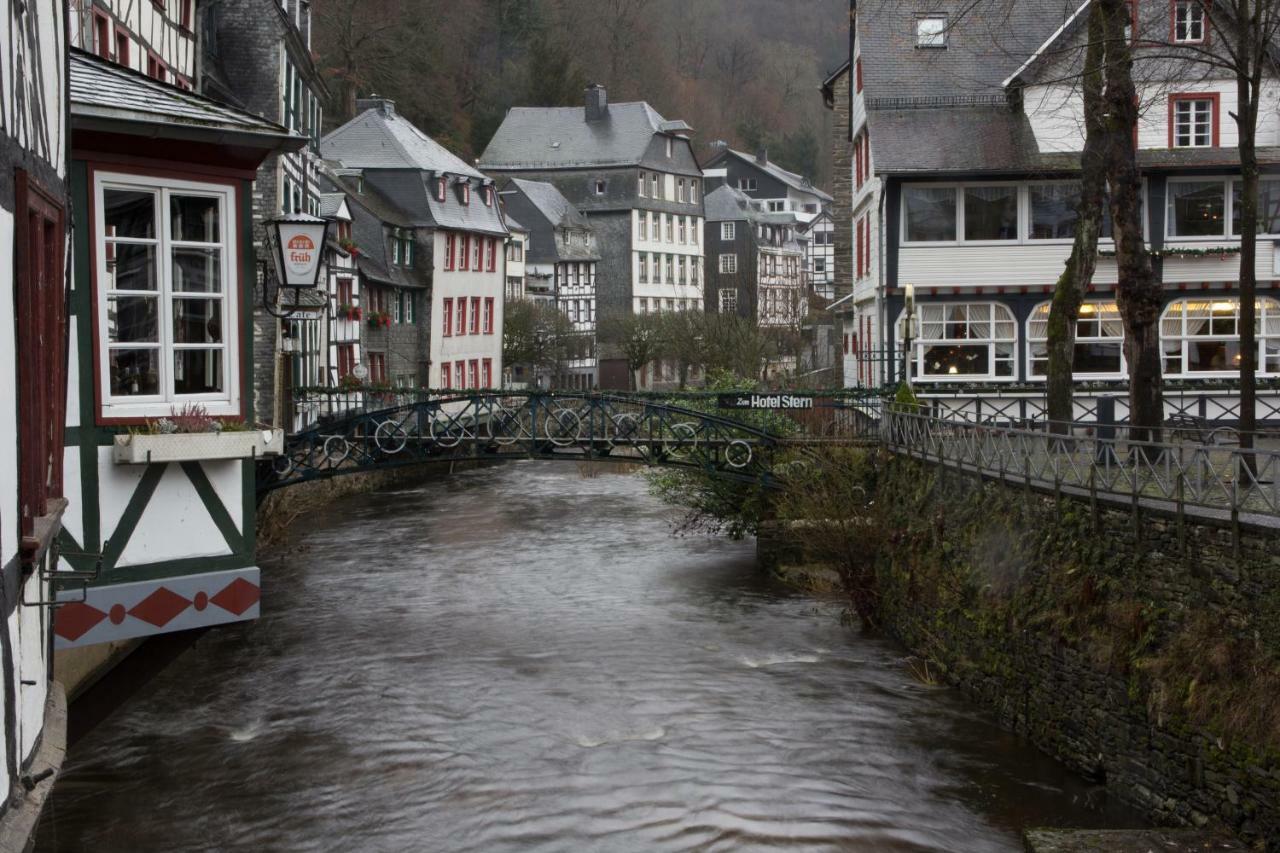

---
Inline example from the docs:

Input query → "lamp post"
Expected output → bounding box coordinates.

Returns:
[901,283,916,387]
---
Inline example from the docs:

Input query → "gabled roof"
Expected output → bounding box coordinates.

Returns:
[69,50,300,150]
[479,101,675,170]
[703,185,759,222]
[322,105,486,178]
[499,179,600,264]
[704,147,833,202]
[318,193,349,220]
[1001,0,1091,88]
[507,178,589,229]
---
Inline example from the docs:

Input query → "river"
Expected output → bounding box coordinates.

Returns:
[38,462,1141,852]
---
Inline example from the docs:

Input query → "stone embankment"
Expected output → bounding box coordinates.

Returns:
[770,451,1280,849]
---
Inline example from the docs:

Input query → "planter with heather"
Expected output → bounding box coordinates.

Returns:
[113,429,283,464]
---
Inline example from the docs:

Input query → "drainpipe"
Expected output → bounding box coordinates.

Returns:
[876,179,887,388]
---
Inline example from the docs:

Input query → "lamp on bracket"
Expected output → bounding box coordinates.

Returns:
[262,212,332,319]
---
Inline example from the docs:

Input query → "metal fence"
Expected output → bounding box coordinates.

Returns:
[880,408,1280,527]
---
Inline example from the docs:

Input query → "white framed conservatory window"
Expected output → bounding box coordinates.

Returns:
[903,302,1017,380]
[1161,297,1280,377]
[95,171,240,420]
[1027,301,1125,379]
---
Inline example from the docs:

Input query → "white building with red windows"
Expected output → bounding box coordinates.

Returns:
[825,0,1280,425]
[321,99,507,392]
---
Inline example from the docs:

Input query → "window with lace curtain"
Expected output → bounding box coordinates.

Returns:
[1161,298,1280,376]
[964,185,1018,240]
[1027,301,1125,378]
[901,302,1017,380]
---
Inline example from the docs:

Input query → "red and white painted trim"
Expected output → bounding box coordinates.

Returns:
[54,567,261,649]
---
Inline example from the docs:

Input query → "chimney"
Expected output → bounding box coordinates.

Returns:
[756,146,768,165]
[356,96,396,117]
[585,84,608,122]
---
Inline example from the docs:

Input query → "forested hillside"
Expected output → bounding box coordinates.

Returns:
[313,0,848,188]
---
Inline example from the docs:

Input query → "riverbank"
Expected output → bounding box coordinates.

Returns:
[766,450,1280,849]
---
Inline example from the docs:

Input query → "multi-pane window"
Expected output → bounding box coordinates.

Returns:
[721,222,736,241]
[638,254,648,283]
[470,297,481,334]
[665,215,674,242]
[1172,96,1215,147]
[1162,298,1280,376]
[443,298,453,336]
[483,297,494,334]
[392,291,403,323]
[650,173,660,198]
[1174,0,1206,43]
[719,288,738,314]
[678,179,686,202]
[638,172,647,197]
[98,174,237,416]
[719,253,737,274]
[440,361,452,389]
[678,218,686,243]
[1027,301,1124,378]
[403,292,414,324]
[472,235,482,270]
[738,178,757,192]
[690,180,700,204]
[905,302,1017,380]
[456,297,467,335]
[665,255,674,281]
[454,362,464,388]
[638,212,648,241]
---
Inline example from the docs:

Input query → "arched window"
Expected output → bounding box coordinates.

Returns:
[1027,301,1125,379]
[1161,297,1280,376]
[901,302,1017,380]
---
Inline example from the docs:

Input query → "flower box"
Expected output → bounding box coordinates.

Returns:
[112,430,284,465]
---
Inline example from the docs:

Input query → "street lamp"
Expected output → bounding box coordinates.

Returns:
[262,213,332,319]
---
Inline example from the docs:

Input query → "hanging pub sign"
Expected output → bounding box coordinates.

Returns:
[269,213,330,288]
[717,393,814,411]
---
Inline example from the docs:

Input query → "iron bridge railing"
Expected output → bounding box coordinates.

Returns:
[881,408,1280,528]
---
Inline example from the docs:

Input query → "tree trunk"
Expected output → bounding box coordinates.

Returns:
[1045,2,1108,433]
[1235,3,1260,454]
[1101,0,1163,444]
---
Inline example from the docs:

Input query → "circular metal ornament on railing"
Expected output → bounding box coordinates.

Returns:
[374,420,408,455]
[725,439,753,469]
[544,406,583,447]
[664,422,698,459]
[430,416,463,448]
[609,413,641,447]
[323,435,350,465]
[487,405,527,446]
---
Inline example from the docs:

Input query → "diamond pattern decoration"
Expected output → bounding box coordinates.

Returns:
[128,586,192,627]
[210,577,260,616]
[54,602,108,642]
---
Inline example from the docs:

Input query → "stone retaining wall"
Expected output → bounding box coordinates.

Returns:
[827,454,1280,848]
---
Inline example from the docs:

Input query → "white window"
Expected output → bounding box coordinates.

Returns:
[721,222,736,241]
[690,179,700,204]
[638,171,647,197]
[1173,97,1214,148]
[1027,301,1125,379]
[666,137,673,158]
[917,16,947,48]
[1162,298,1280,376]
[678,217,686,243]
[97,172,240,417]
[1174,0,1205,43]
[738,178,757,192]
[638,211,648,241]
[768,200,785,212]
[650,173,659,198]
[719,288,738,313]
[904,302,1017,381]
[719,253,737,274]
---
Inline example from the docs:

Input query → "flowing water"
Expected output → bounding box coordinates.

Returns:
[39,463,1141,852]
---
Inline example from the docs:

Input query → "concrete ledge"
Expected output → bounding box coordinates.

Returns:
[0,682,67,852]
[1024,829,1247,852]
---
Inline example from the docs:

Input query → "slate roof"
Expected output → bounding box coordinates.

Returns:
[316,168,426,289]
[318,193,348,219]
[322,105,485,178]
[498,179,600,265]
[479,101,674,170]
[69,50,300,149]
[704,148,833,202]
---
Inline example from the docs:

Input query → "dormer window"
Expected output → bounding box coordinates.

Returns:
[461,182,471,205]
[666,137,673,158]
[595,180,607,195]
[916,16,947,48]
[1174,0,1205,44]
[436,177,447,202]
[482,186,491,206]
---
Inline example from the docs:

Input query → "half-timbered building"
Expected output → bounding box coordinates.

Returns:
[0,1,70,839]
[55,12,303,658]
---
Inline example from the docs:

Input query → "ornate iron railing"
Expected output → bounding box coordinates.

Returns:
[880,409,1280,527]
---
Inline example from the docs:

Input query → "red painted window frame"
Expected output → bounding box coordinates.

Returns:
[444,233,456,270]
[482,358,493,389]
[855,58,863,93]
[486,238,497,272]
[440,361,452,389]
[462,183,471,205]
[468,359,479,389]
[94,9,111,60]
[146,51,167,83]
[1170,0,1207,44]
[116,28,131,66]
[469,297,481,334]
[180,0,194,31]
[855,216,864,278]
[472,236,482,271]
[437,178,447,202]
[483,297,494,334]
[337,277,353,305]
[456,297,467,336]
[337,344,354,378]
[459,235,470,271]
[442,298,453,337]
[16,170,67,541]
[454,362,464,388]
[1168,92,1220,148]
[855,136,863,188]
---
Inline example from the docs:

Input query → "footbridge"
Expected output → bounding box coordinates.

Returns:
[261,390,882,494]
